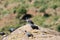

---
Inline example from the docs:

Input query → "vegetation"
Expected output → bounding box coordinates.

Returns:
[16,7,27,18]
[0,0,60,39]
[56,25,60,32]
[32,15,46,27]
[32,15,60,28]
[0,9,10,19]
[51,4,58,9]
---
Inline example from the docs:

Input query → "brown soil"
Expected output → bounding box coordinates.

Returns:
[0,13,17,28]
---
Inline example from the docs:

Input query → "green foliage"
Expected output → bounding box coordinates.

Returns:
[32,15,46,26]
[39,6,47,12]
[17,7,27,14]
[16,7,27,18]
[0,9,9,19]
[34,0,48,12]
[0,24,20,34]
[53,16,59,21]
[56,25,60,32]
[34,0,60,12]
[19,20,26,26]
[51,5,58,9]
[42,23,52,28]
[34,0,48,8]
[43,16,60,28]
[34,0,41,8]
[39,8,45,12]
[32,14,60,28]
[2,10,9,16]
[44,14,51,18]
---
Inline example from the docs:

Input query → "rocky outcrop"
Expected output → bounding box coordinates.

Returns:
[2,24,60,40]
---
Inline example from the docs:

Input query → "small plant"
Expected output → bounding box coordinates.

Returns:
[34,0,41,8]
[2,10,9,15]
[56,25,60,32]
[39,7,46,12]
[28,0,32,2]
[44,14,50,18]
[34,0,47,8]
[0,24,21,34]
[16,7,27,18]
[0,9,9,18]
[53,16,59,21]
[39,4,47,12]
[51,5,58,9]
[4,2,9,7]
[32,15,46,26]
[13,7,17,14]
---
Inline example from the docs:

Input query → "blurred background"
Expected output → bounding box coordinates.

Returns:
[0,0,60,40]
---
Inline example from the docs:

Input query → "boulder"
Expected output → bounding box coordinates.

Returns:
[2,24,60,40]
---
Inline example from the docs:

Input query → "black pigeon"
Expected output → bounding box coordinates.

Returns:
[21,14,32,20]
[27,20,34,24]
[26,32,33,37]
[9,28,15,32]
[27,20,39,30]
[0,32,5,35]
[31,25,39,30]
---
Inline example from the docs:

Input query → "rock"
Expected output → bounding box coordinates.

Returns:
[2,24,60,40]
